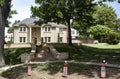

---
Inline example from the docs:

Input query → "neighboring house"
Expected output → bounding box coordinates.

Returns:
[13,18,67,44]
[71,28,79,39]
[5,27,13,43]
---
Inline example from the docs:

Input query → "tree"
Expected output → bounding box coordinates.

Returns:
[93,4,117,29]
[87,25,113,42]
[31,0,96,45]
[0,0,12,66]
[106,32,120,44]
[8,20,20,33]
[115,18,120,32]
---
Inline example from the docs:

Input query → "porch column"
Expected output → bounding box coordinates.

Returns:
[30,27,32,43]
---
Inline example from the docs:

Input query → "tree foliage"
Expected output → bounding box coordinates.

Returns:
[93,4,117,29]
[115,18,120,32]
[87,25,113,42]
[31,0,96,45]
[8,20,20,33]
[106,32,120,44]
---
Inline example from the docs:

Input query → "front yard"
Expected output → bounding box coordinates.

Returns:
[1,43,120,79]
[53,43,120,64]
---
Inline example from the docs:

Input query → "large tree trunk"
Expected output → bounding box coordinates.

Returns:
[0,6,5,66]
[67,19,72,46]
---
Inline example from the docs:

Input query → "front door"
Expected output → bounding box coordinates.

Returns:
[34,38,37,44]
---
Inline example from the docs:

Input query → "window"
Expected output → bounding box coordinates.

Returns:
[48,37,51,42]
[45,37,47,42]
[45,27,47,31]
[23,37,26,42]
[71,31,75,34]
[20,27,26,32]
[20,37,22,42]
[23,27,26,31]
[59,28,63,33]
[59,37,63,42]
[44,27,51,32]
[19,37,26,43]
[20,27,22,32]
[44,37,51,43]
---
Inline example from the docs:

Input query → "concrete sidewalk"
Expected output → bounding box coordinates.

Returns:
[0,64,23,73]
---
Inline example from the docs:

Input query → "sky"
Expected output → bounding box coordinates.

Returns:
[107,1,120,18]
[9,0,36,24]
[9,0,120,24]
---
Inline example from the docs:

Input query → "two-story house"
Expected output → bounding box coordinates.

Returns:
[13,18,67,44]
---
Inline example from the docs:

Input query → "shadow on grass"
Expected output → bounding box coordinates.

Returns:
[1,63,120,79]
[54,44,120,64]
[40,62,120,78]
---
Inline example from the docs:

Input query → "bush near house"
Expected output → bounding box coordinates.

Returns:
[4,48,31,65]
[106,32,120,45]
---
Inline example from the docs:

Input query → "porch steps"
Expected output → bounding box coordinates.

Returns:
[31,45,55,61]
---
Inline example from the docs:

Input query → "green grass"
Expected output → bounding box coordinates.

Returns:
[0,62,119,79]
[3,43,120,65]
[83,44,120,49]
[53,43,120,64]
[4,48,31,65]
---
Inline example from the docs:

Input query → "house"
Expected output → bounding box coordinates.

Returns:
[71,28,79,39]
[13,18,67,44]
[5,27,13,43]
[13,18,79,45]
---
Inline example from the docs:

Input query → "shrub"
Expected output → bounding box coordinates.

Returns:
[87,25,113,43]
[106,32,119,45]
[4,48,31,65]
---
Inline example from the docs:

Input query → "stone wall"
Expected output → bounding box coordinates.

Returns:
[49,45,68,60]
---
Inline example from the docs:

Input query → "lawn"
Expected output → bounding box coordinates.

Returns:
[3,43,120,65]
[53,43,120,64]
[83,43,120,49]
[0,62,119,79]
[1,44,120,79]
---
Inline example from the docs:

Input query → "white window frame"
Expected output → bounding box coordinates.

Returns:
[20,27,26,32]
[43,37,51,43]
[44,27,51,32]
[19,37,26,43]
